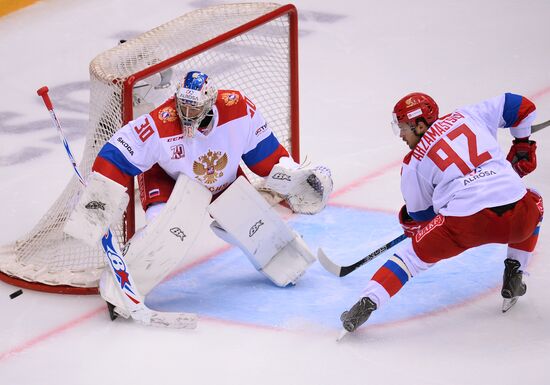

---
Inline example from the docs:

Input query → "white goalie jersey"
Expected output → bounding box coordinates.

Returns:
[92,90,289,195]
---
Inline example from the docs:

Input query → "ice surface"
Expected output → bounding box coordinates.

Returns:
[1,1,549,384]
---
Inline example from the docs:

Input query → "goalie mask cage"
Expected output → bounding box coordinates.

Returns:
[0,2,299,294]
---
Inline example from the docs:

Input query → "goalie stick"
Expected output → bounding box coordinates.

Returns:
[318,233,407,277]
[37,86,197,329]
[532,118,550,133]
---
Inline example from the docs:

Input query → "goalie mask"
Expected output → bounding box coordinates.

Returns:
[391,92,439,136]
[175,71,218,137]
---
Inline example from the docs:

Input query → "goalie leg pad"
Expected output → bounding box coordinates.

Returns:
[210,221,315,286]
[262,232,316,286]
[99,174,212,311]
[207,176,316,286]
[99,268,131,319]
[64,172,129,246]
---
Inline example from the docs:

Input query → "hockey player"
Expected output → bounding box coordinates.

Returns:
[341,92,543,333]
[64,70,332,318]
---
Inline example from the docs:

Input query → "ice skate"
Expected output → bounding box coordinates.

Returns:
[501,258,527,313]
[340,297,377,332]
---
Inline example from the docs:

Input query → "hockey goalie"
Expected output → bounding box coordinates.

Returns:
[64,70,333,319]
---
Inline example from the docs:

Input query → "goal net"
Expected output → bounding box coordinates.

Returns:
[0,2,299,293]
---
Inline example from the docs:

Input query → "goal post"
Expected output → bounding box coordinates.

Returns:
[0,2,300,293]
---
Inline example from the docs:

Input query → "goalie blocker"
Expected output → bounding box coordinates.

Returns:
[64,172,130,246]
[208,176,316,287]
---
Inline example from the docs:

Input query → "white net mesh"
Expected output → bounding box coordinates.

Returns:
[0,3,297,290]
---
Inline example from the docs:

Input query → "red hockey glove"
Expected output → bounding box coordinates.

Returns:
[398,205,427,238]
[506,137,537,178]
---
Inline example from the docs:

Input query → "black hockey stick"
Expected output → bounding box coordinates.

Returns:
[318,233,407,277]
[532,119,550,133]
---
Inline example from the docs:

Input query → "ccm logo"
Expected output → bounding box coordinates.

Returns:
[255,123,267,136]
[170,227,186,241]
[85,201,105,210]
[249,220,264,237]
[271,172,291,181]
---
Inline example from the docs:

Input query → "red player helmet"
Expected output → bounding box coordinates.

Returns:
[392,92,439,134]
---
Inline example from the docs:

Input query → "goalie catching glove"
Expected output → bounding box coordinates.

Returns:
[64,172,129,246]
[265,157,333,214]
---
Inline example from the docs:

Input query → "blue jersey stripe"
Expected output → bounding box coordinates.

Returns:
[409,206,436,221]
[97,143,142,176]
[242,133,280,166]
[384,259,409,285]
[502,93,522,128]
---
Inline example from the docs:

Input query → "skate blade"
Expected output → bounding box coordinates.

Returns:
[502,297,518,313]
[336,329,349,342]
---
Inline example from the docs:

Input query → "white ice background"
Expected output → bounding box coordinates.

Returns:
[1,0,550,384]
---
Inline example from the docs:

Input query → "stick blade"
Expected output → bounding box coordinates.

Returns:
[532,119,550,133]
[133,309,198,329]
[317,248,343,277]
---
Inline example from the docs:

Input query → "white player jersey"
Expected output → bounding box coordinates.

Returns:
[402,93,536,220]
[93,90,287,194]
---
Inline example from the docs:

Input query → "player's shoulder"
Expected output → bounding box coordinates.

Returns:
[149,97,183,138]
[215,89,249,125]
